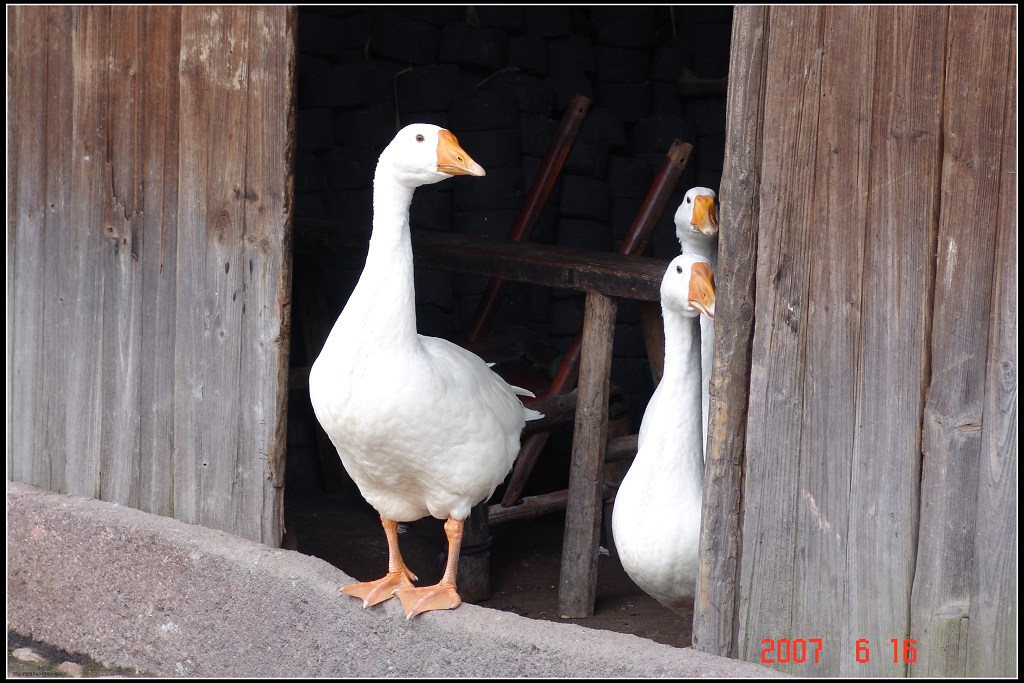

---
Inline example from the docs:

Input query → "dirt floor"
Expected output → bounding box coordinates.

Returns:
[284,482,695,651]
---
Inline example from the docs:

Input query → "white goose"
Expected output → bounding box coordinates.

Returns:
[611,253,716,614]
[673,187,720,458]
[309,123,541,619]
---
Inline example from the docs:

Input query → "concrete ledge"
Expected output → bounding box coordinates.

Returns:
[7,482,785,677]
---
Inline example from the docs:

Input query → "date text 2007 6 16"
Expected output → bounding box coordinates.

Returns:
[761,638,918,665]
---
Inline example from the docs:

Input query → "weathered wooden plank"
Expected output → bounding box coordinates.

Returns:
[911,5,1014,677]
[693,4,767,657]
[966,33,1017,674]
[99,5,145,507]
[637,301,665,384]
[7,6,49,489]
[557,290,617,618]
[845,5,946,677]
[236,5,295,545]
[136,6,182,518]
[296,219,670,302]
[737,5,824,666]
[173,6,253,535]
[39,6,75,496]
[789,6,875,677]
[63,5,112,500]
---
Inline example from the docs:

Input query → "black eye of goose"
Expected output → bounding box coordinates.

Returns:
[415,134,424,142]
[676,265,683,274]
[686,196,692,204]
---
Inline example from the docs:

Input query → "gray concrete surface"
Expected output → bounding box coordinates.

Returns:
[7,481,785,678]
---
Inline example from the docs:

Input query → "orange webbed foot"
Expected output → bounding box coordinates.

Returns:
[394,581,462,619]
[340,568,418,608]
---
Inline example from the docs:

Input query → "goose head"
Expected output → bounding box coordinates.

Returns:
[674,187,719,243]
[662,253,716,320]
[377,123,486,189]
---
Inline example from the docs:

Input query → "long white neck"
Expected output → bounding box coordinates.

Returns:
[678,231,718,269]
[325,169,419,353]
[640,305,705,498]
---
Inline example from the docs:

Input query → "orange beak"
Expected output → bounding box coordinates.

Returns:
[691,194,719,238]
[436,130,486,177]
[688,262,716,319]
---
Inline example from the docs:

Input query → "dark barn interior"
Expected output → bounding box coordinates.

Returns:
[284,5,733,646]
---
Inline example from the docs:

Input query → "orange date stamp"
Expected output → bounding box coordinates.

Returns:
[761,638,918,665]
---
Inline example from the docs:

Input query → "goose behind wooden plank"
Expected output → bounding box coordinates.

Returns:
[308,123,541,619]
[611,253,716,614]
[673,187,720,458]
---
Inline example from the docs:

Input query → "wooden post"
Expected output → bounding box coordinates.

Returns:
[557,291,617,617]
[692,4,767,658]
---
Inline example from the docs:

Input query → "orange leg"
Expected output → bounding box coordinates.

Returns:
[395,517,464,619]
[340,516,418,607]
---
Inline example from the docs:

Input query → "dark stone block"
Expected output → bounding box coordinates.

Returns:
[694,132,726,174]
[416,303,454,340]
[314,64,372,109]
[596,46,651,84]
[366,60,407,103]
[548,297,584,336]
[687,23,733,79]
[613,321,648,358]
[449,89,520,131]
[650,40,692,81]
[684,98,727,136]
[596,82,650,122]
[523,6,574,38]
[438,23,508,70]
[370,17,440,64]
[547,35,597,73]
[484,71,554,115]
[474,6,525,33]
[298,12,354,59]
[294,152,323,194]
[318,146,380,191]
[458,129,523,169]
[395,110,448,129]
[507,36,549,78]
[559,175,610,221]
[294,192,327,220]
[519,115,559,157]
[414,268,455,308]
[409,188,453,232]
[631,113,696,153]
[322,188,373,226]
[453,167,523,211]
[453,209,519,239]
[607,156,656,199]
[556,218,612,252]
[590,7,656,48]
[334,102,399,149]
[564,138,609,178]
[549,69,594,112]
[395,6,466,25]
[395,64,463,112]
[579,106,627,150]
[297,109,335,152]
[610,197,644,243]
[650,81,684,117]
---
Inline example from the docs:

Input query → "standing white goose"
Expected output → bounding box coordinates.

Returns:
[673,187,720,458]
[611,253,716,614]
[309,123,541,619]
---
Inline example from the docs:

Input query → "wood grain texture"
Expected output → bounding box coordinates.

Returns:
[39,7,75,498]
[844,6,945,677]
[737,5,824,666]
[7,6,49,489]
[791,6,875,676]
[137,6,182,518]
[692,4,767,658]
[966,28,1017,673]
[7,6,293,546]
[910,6,1015,676]
[558,291,617,618]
